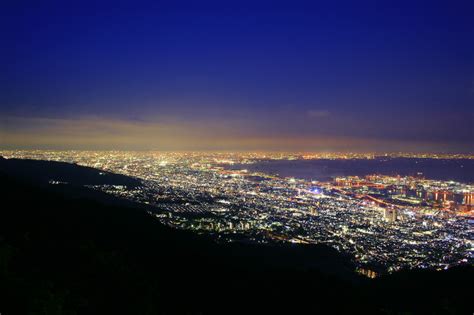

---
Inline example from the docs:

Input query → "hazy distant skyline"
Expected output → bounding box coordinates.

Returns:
[1,1,473,152]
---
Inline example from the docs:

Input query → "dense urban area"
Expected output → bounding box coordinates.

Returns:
[2,150,473,277]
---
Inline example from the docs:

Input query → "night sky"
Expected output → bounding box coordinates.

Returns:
[1,1,473,151]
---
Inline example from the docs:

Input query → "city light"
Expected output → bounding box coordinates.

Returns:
[2,150,473,276]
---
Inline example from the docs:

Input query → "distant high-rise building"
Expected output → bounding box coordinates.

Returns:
[384,208,397,223]
[463,193,473,206]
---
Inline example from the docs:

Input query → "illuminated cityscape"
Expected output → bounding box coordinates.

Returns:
[2,1,474,312]
[2,150,472,276]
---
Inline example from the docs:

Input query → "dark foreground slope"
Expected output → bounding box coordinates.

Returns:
[0,158,472,314]
[0,157,141,187]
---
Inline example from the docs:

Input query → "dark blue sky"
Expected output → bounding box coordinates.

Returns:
[1,0,473,151]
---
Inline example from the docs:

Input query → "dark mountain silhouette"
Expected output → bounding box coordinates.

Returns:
[0,157,141,187]
[0,157,472,314]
